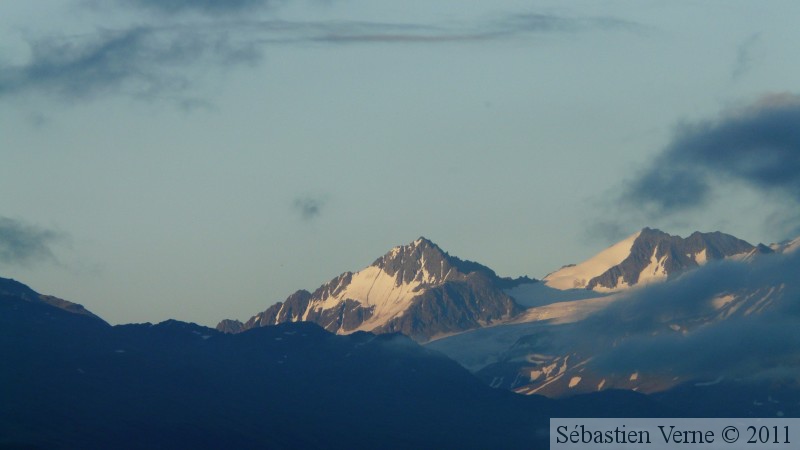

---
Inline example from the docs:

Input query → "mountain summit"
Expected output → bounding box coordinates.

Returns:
[544,227,768,291]
[218,237,534,341]
[0,276,105,323]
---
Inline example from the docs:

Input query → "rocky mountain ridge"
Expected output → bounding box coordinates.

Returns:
[544,228,767,291]
[218,237,534,341]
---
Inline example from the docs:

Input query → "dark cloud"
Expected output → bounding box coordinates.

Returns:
[0,217,63,267]
[293,195,327,221]
[623,162,712,214]
[622,93,800,216]
[0,26,263,101]
[732,33,762,80]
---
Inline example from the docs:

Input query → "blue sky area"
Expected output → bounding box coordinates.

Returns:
[2,0,800,325]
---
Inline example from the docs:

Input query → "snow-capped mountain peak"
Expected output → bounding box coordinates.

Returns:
[371,236,458,286]
[544,228,764,292]
[221,237,532,341]
[543,231,641,290]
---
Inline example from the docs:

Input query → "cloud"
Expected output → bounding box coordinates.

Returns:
[732,32,762,80]
[582,249,800,380]
[500,13,641,35]
[114,0,643,36]
[621,93,800,216]
[0,10,639,104]
[292,195,327,221]
[27,112,48,128]
[592,316,800,379]
[119,0,276,15]
[306,13,642,44]
[0,26,263,101]
[765,208,800,239]
[0,217,64,267]
[583,220,633,244]
[253,20,458,44]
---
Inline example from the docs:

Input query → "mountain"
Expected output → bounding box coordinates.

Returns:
[218,237,535,342]
[0,276,106,323]
[430,232,800,400]
[4,227,798,448]
[543,227,767,291]
[771,236,800,254]
[0,276,678,449]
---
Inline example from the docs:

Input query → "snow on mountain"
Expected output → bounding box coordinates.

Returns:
[544,228,765,292]
[511,295,620,325]
[786,238,800,253]
[771,236,800,254]
[478,282,786,395]
[220,237,534,342]
[543,231,641,290]
[217,227,789,397]
[489,278,792,397]
[433,234,797,399]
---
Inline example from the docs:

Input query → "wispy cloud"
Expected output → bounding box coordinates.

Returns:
[732,32,762,80]
[0,10,640,103]
[583,220,632,244]
[621,93,800,216]
[500,13,641,35]
[0,217,64,267]
[0,26,262,101]
[292,194,327,221]
[302,13,642,44]
[250,20,453,44]
[118,0,277,15]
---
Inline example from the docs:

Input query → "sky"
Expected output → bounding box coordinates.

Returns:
[2,0,800,326]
